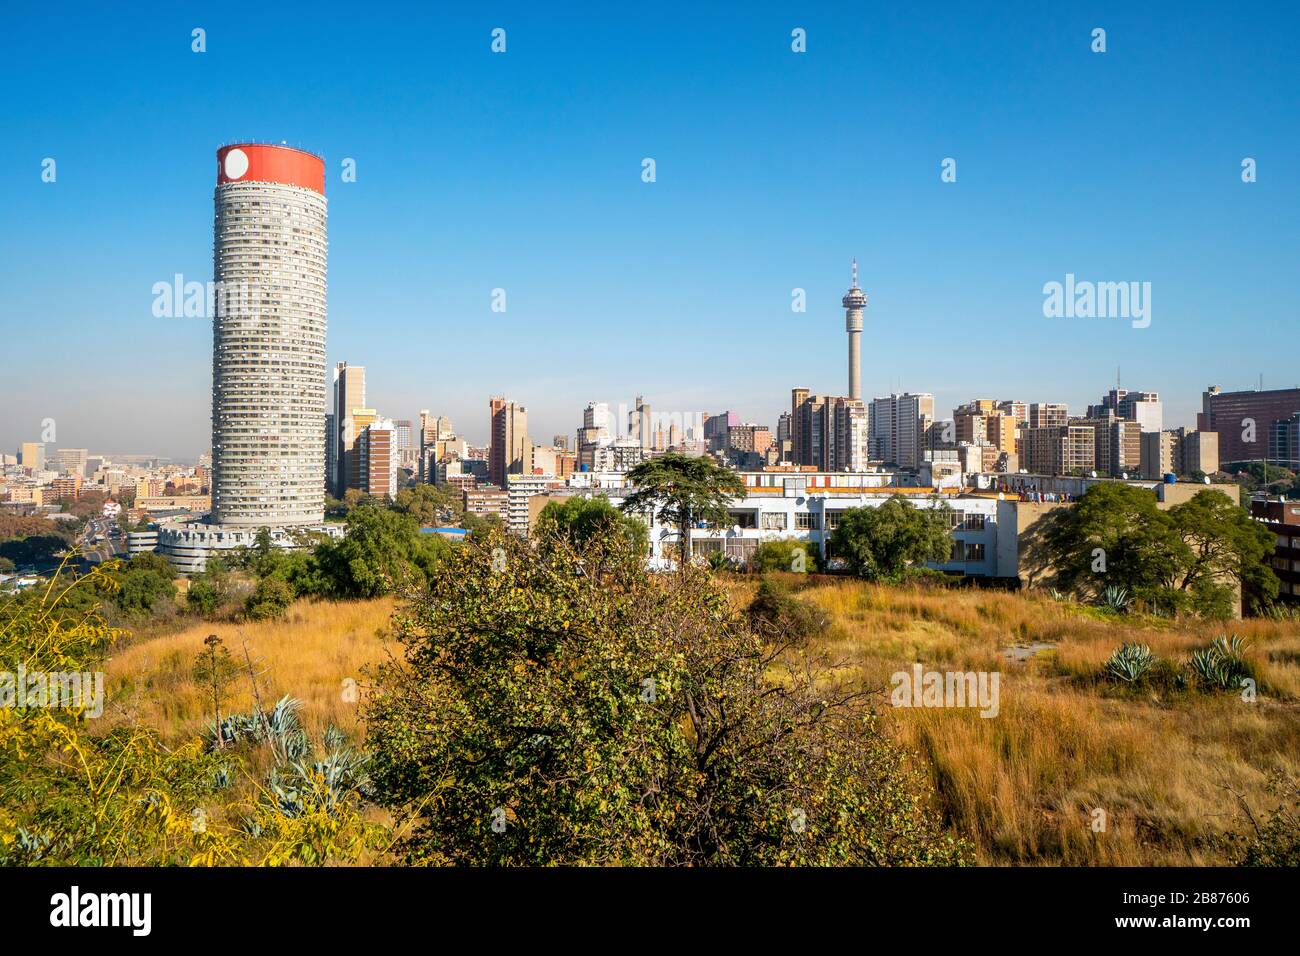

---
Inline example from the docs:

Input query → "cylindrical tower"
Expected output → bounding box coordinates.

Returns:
[211,143,327,527]
[842,258,867,401]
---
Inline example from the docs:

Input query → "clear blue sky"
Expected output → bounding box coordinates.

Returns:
[2,1,1297,459]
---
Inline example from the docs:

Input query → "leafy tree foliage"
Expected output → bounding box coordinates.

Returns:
[621,453,747,567]
[112,552,177,617]
[534,494,648,554]
[750,538,817,573]
[366,529,969,866]
[829,498,953,581]
[393,483,462,527]
[1042,485,1277,618]
[315,503,449,599]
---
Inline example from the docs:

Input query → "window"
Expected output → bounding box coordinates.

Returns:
[824,511,843,530]
[730,511,756,529]
[761,513,788,531]
[951,540,964,562]
[962,513,986,531]
[795,512,816,530]
[964,542,985,562]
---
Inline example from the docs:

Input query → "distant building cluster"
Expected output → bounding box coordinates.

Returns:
[12,145,1297,592]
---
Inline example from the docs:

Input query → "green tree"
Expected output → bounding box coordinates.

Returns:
[1042,483,1189,607]
[1042,484,1277,617]
[750,538,817,573]
[113,552,178,616]
[621,453,746,568]
[459,511,504,536]
[245,575,295,621]
[366,530,969,866]
[1167,489,1278,617]
[747,577,828,641]
[534,495,648,554]
[829,498,953,581]
[316,503,449,598]
[393,483,461,527]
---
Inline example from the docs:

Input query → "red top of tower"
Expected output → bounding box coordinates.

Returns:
[216,143,325,194]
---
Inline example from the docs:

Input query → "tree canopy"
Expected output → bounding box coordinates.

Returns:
[829,498,953,581]
[621,453,746,566]
[365,528,969,866]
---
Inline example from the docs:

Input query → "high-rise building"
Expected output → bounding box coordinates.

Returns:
[1199,385,1300,465]
[358,419,397,499]
[333,362,366,496]
[1029,403,1069,429]
[1087,388,1162,434]
[1140,430,1176,479]
[630,395,653,449]
[346,408,377,491]
[870,393,933,468]
[1269,413,1300,469]
[53,447,88,477]
[324,413,336,493]
[20,442,45,473]
[489,397,531,487]
[392,419,415,472]
[1177,428,1220,475]
[842,259,866,401]
[1022,424,1095,475]
[210,143,327,527]
[996,400,1028,424]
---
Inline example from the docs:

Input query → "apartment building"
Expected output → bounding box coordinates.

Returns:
[1252,498,1300,603]
[1022,424,1096,475]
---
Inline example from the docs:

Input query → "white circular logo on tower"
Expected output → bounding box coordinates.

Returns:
[223,148,249,180]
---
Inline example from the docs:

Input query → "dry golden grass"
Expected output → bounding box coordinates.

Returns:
[103,577,1299,865]
[736,577,1300,865]
[104,597,396,744]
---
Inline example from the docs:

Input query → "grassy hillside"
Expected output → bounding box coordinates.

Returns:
[101,579,1299,866]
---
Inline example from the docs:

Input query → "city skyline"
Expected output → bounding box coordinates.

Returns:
[4,2,1300,458]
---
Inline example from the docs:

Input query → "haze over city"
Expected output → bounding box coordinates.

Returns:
[3,1,1299,459]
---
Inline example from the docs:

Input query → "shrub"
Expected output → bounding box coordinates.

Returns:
[747,578,829,642]
[367,530,969,866]
[750,539,816,574]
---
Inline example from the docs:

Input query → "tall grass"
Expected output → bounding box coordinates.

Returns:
[105,577,1299,865]
[104,597,395,743]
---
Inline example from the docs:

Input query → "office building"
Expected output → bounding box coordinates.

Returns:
[20,442,44,473]
[1199,385,1300,465]
[489,396,531,487]
[332,362,366,496]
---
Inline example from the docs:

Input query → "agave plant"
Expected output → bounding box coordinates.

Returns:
[1098,586,1132,613]
[265,748,370,818]
[706,550,734,572]
[323,724,348,751]
[264,695,311,761]
[1190,634,1252,691]
[1104,642,1155,683]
